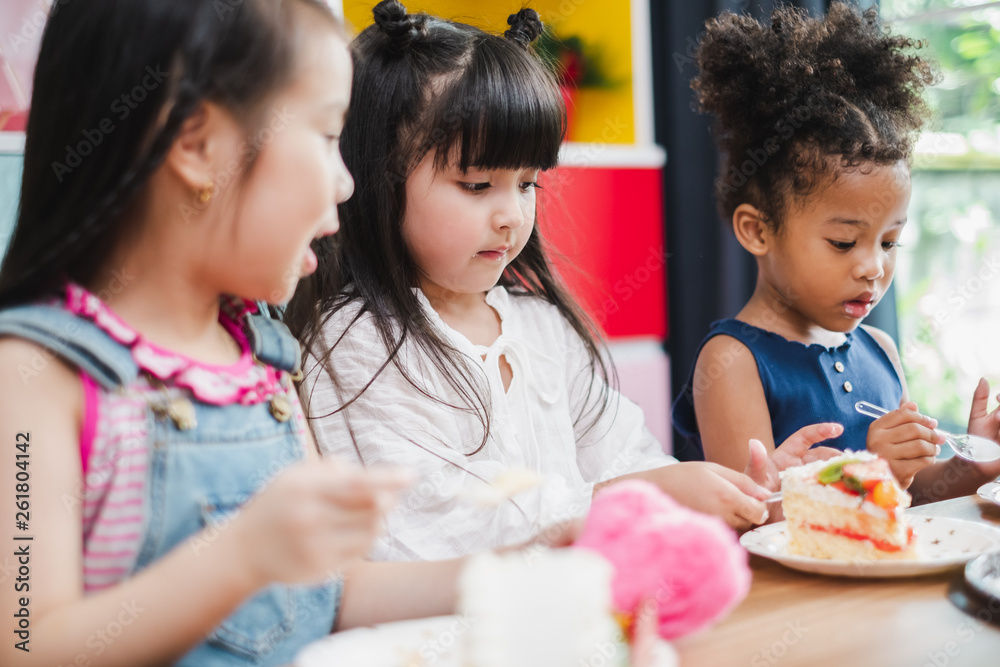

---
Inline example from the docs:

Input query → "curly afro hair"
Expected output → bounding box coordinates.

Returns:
[692,2,937,229]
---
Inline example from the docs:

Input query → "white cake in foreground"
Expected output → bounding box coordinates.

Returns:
[781,451,917,561]
[459,550,628,667]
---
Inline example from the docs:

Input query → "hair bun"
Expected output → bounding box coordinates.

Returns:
[373,0,426,54]
[504,9,543,47]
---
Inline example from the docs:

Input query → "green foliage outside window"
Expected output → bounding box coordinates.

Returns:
[882,0,1000,430]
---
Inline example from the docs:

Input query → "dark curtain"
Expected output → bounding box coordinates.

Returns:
[650,1,896,458]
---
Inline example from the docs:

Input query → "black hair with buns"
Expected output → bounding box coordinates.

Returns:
[286,1,616,456]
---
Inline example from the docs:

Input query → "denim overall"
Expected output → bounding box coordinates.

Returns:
[0,302,341,666]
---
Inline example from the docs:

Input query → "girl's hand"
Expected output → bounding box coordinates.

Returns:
[866,401,943,488]
[229,460,411,588]
[968,377,1000,443]
[962,377,1000,480]
[636,462,771,531]
[745,422,845,491]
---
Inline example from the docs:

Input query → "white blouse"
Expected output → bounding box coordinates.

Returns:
[303,286,675,560]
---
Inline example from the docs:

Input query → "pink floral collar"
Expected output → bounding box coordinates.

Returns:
[65,283,288,406]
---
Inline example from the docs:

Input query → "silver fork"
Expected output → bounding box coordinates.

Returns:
[855,400,1000,462]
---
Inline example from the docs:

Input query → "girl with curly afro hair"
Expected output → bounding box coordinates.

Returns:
[673,2,1000,503]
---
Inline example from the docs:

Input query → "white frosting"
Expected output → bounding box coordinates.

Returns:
[780,450,910,520]
[459,550,626,667]
[779,449,878,482]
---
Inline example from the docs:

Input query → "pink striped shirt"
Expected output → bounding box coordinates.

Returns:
[80,375,152,592]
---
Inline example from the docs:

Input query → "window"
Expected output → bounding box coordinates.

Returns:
[883,0,1000,429]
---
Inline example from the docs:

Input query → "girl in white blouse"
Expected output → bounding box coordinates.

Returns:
[286,0,840,561]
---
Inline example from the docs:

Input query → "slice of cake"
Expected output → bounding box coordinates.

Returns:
[781,451,917,561]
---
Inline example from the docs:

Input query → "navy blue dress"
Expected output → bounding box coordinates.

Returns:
[671,319,903,462]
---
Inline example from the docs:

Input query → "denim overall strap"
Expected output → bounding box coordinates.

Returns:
[0,304,299,386]
[0,304,137,390]
[245,311,301,375]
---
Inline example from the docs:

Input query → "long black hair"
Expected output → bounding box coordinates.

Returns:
[0,0,340,307]
[286,0,615,456]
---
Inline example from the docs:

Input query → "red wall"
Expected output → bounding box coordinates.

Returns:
[539,165,667,339]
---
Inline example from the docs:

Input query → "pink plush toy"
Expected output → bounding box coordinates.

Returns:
[574,480,751,640]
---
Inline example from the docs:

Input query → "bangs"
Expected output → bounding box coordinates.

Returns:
[421,35,565,173]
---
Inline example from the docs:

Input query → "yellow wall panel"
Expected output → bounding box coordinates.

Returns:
[343,0,635,144]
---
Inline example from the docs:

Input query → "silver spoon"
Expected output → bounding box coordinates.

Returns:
[855,400,1000,463]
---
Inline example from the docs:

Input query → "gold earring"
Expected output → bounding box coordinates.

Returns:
[196,181,215,204]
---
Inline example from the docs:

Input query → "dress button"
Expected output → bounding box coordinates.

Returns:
[834,361,845,373]
[843,381,853,393]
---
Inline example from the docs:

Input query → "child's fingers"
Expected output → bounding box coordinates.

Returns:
[309,461,412,506]
[743,438,770,486]
[731,491,768,527]
[877,407,938,432]
[886,437,939,460]
[696,466,768,526]
[365,467,416,511]
[777,422,844,455]
[890,421,945,447]
[325,505,382,535]
[710,476,768,528]
[970,377,990,420]
[318,469,390,508]
[982,396,1000,429]
[363,465,417,492]
[710,463,770,500]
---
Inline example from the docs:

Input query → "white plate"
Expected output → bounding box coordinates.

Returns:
[740,517,1000,577]
[295,614,679,667]
[977,480,1000,505]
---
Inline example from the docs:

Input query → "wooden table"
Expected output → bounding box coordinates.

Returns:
[673,495,1000,667]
